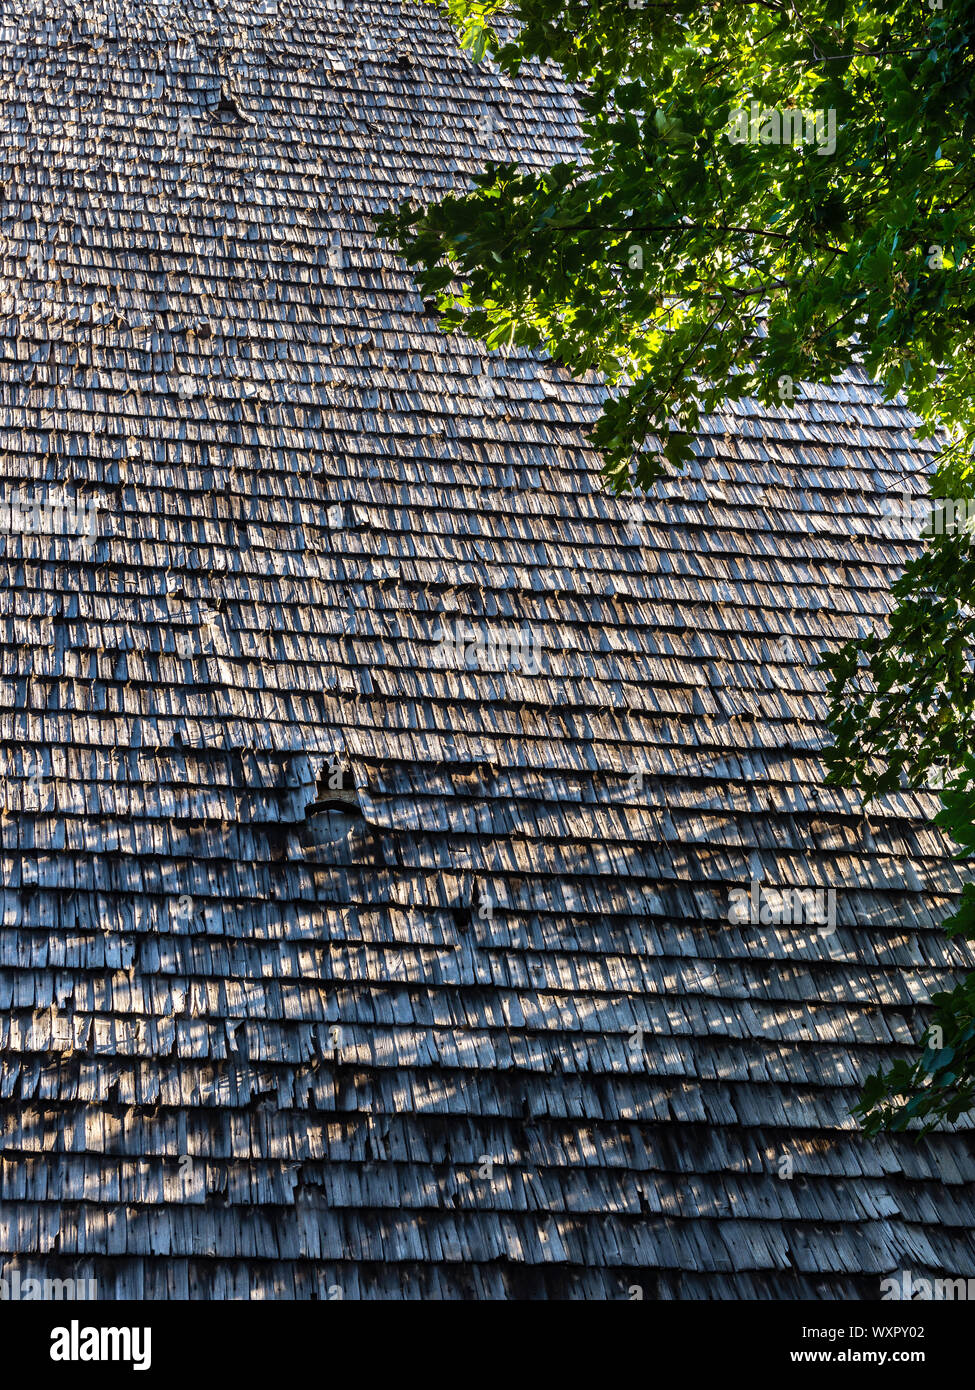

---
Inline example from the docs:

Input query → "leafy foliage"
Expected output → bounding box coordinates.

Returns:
[380,0,975,1132]
[826,508,975,1133]
[379,0,975,489]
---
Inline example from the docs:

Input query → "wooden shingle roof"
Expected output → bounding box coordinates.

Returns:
[0,0,971,1298]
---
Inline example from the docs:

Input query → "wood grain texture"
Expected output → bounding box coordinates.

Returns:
[0,0,968,1299]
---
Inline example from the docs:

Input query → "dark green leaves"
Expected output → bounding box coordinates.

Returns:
[382,0,975,1130]
[381,0,975,489]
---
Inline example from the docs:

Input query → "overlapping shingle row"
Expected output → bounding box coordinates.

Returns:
[0,0,971,1299]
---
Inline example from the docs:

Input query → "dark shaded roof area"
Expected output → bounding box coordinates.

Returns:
[0,0,972,1298]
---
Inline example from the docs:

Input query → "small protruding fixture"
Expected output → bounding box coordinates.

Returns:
[209,87,254,127]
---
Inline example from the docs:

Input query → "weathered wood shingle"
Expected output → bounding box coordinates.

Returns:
[0,0,970,1300]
